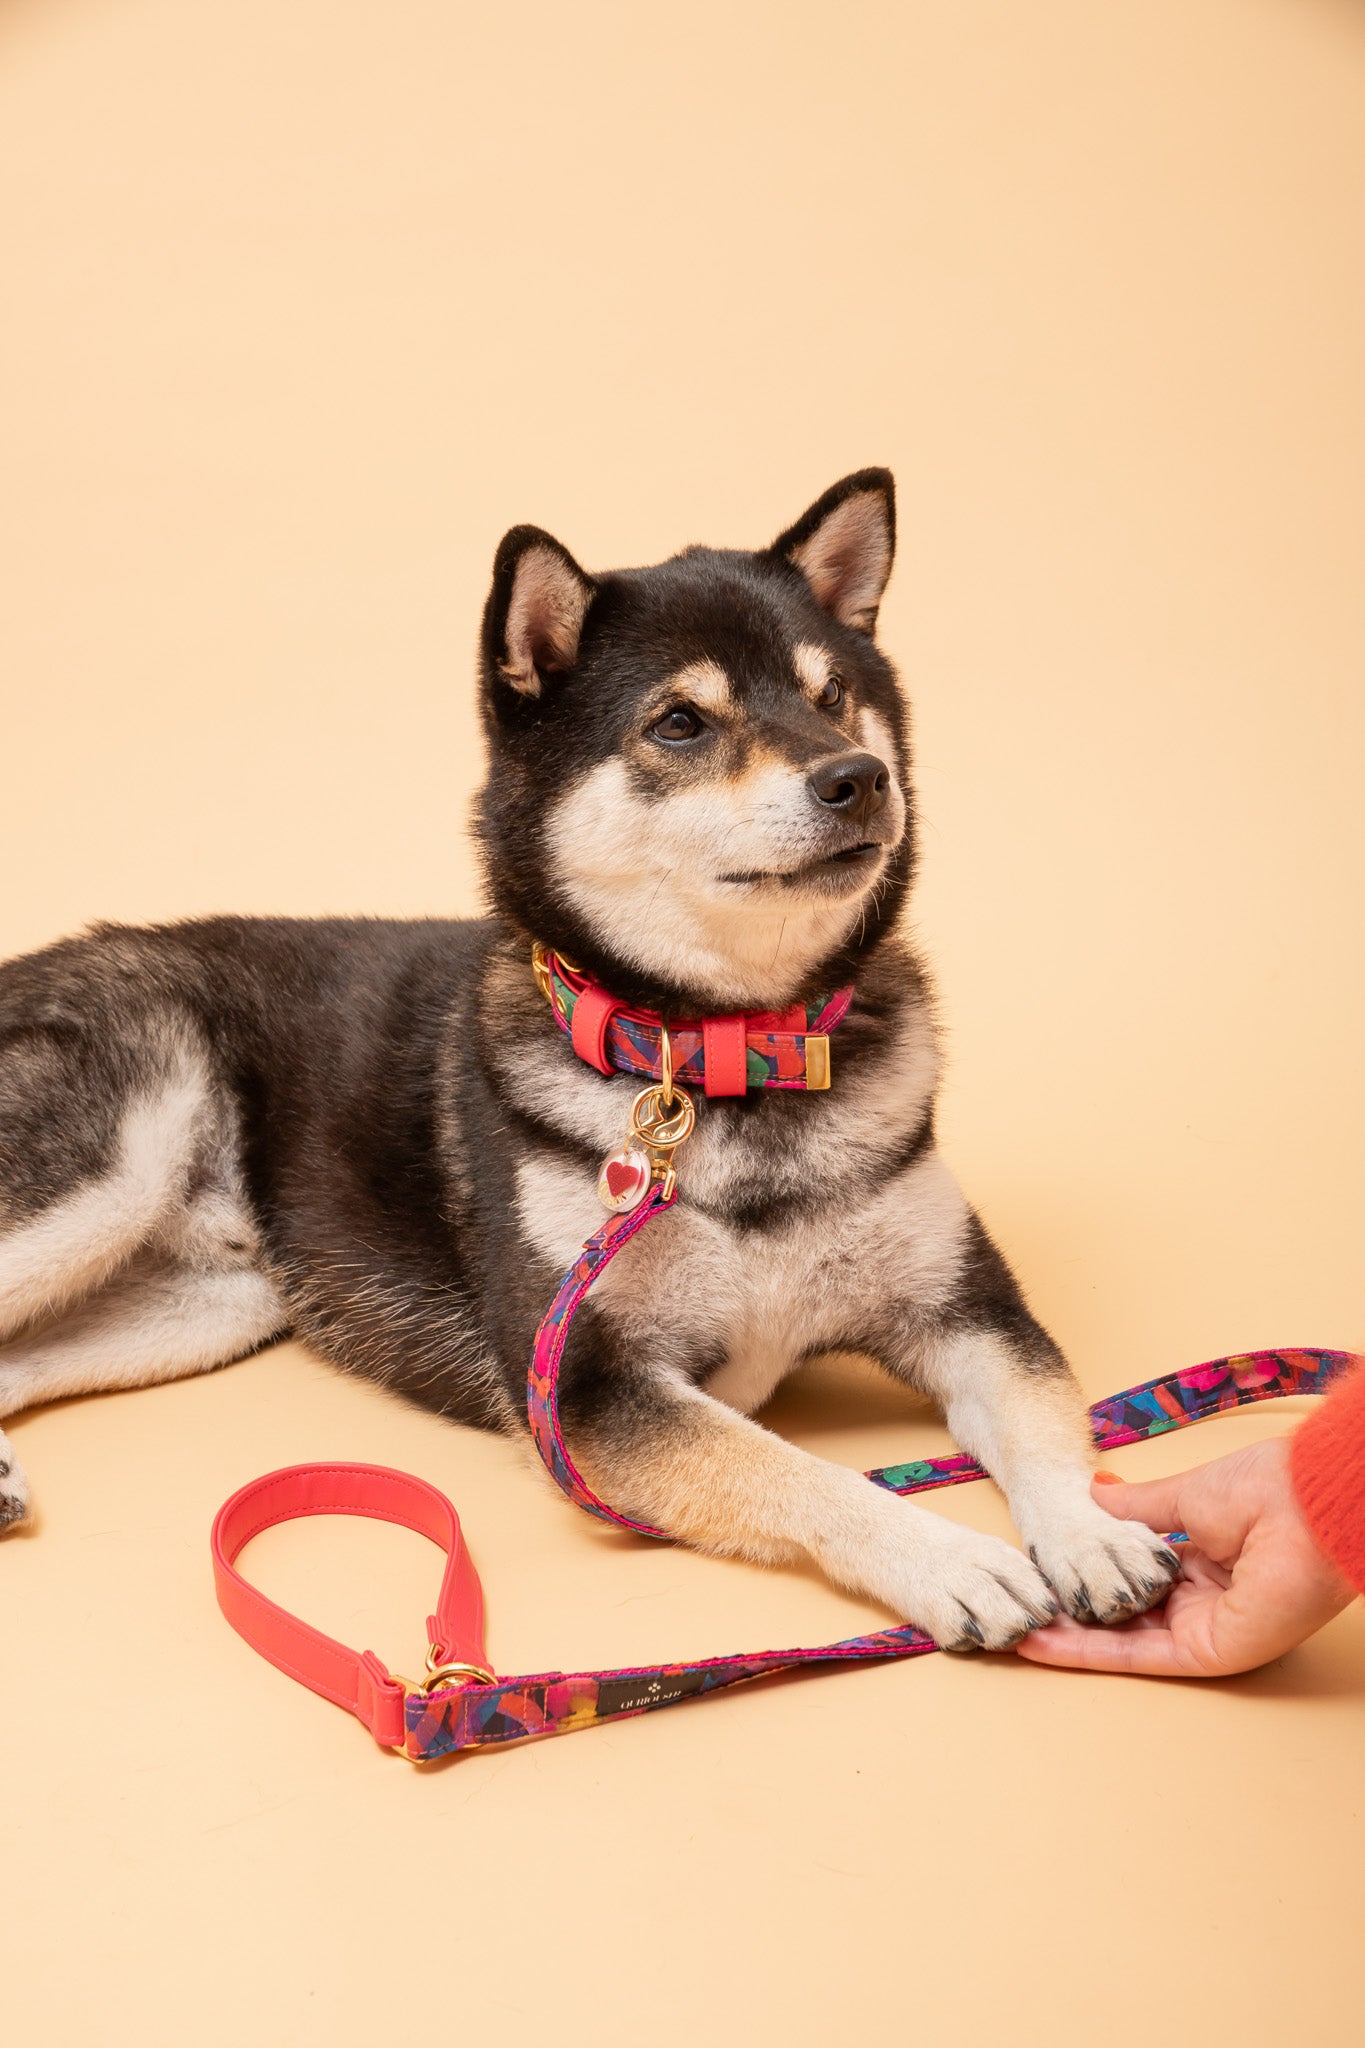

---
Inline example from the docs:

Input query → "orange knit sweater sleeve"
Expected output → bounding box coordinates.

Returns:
[1290,1364,1365,1596]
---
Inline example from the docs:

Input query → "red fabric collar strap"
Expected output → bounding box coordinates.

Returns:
[532,943,851,1096]
[211,1463,491,1751]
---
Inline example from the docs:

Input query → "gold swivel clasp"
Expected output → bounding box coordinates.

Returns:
[626,1024,696,1201]
[392,1642,496,1700]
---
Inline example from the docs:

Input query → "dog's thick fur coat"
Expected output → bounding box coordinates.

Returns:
[0,472,1178,1648]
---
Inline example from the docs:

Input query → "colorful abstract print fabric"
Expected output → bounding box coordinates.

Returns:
[867,1349,1355,1497]
[548,966,853,1090]
[414,1343,1356,1760]
[405,1622,941,1759]
[525,1186,678,1540]
[482,1209,1361,1764]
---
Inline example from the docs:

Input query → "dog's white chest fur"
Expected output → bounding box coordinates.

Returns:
[507,988,960,1407]
[515,1137,970,1412]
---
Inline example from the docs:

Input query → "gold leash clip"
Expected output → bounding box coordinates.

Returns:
[391,1643,496,1702]
[628,1065,696,1200]
[387,1647,496,1756]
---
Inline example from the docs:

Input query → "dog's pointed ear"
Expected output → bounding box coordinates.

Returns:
[482,525,596,697]
[771,469,895,634]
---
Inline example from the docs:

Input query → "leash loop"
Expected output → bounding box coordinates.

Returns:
[213,1237,1361,1759]
[206,942,1364,1757]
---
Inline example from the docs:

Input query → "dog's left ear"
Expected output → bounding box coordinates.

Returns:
[482,524,597,698]
[770,469,896,634]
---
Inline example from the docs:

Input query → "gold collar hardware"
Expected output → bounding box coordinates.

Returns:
[531,940,553,1005]
[658,1015,676,1107]
[532,939,579,1009]
[803,1033,831,1090]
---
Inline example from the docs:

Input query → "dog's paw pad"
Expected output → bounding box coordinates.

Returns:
[1031,1513,1179,1625]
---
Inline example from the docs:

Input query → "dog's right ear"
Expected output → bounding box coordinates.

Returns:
[482,525,596,698]
[770,470,895,634]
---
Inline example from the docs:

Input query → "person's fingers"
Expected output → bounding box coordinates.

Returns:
[1089,1467,1186,1535]
[1018,1441,1356,1679]
[1015,1612,1208,1675]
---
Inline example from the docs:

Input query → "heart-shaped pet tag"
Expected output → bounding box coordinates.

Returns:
[597,1142,652,1213]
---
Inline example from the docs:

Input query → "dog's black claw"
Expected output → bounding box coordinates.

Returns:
[994,1571,1055,1624]
[1027,1547,1058,1594]
[1072,1583,1094,1617]
[1105,1546,1148,1605]
[940,1608,986,1653]
[1109,1546,1175,1613]
[1030,1562,1062,1606]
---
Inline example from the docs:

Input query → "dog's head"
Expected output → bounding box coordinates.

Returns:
[475,470,913,1011]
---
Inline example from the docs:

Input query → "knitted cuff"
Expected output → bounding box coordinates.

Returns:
[1290,1365,1365,1598]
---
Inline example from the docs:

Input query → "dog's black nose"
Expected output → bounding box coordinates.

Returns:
[807,751,890,820]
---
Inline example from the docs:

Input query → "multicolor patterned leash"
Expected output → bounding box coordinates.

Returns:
[211,959,1360,1757]
[413,1335,1353,1761]
[526,1187,1358,1535]
[213,1178,1358,1757]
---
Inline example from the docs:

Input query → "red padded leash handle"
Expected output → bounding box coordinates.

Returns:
[210,1350,1358,1760]
[211,1462,490,1749]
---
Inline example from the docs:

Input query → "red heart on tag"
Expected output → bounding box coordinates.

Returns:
[606,1158,641,1199]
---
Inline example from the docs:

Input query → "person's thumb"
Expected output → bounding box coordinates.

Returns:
[1091,1467,1185,1535]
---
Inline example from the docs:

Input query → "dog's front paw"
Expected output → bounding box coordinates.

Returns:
[0,1433,31,1533]
[880,1516,1059,1653]
[1028,1503,1180,1625]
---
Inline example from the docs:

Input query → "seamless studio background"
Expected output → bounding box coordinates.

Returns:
[2,3,1363,2044]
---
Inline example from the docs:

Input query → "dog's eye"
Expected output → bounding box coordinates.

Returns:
[818,675,844,708]
[652,707,703,743]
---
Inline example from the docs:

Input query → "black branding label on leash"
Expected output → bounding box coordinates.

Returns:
[596,1670,711,1717]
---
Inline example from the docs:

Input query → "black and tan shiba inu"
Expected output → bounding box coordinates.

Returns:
[0,470,1179,1647]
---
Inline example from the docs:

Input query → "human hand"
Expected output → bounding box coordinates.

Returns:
[1014,1439,1356,1677]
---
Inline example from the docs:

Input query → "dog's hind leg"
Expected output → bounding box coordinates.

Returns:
[0,1005,275,1528]
[0,1039,208,1345]
[0,1253,289,1528]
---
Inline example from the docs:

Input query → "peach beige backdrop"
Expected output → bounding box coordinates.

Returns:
[2,2,1362,2043]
